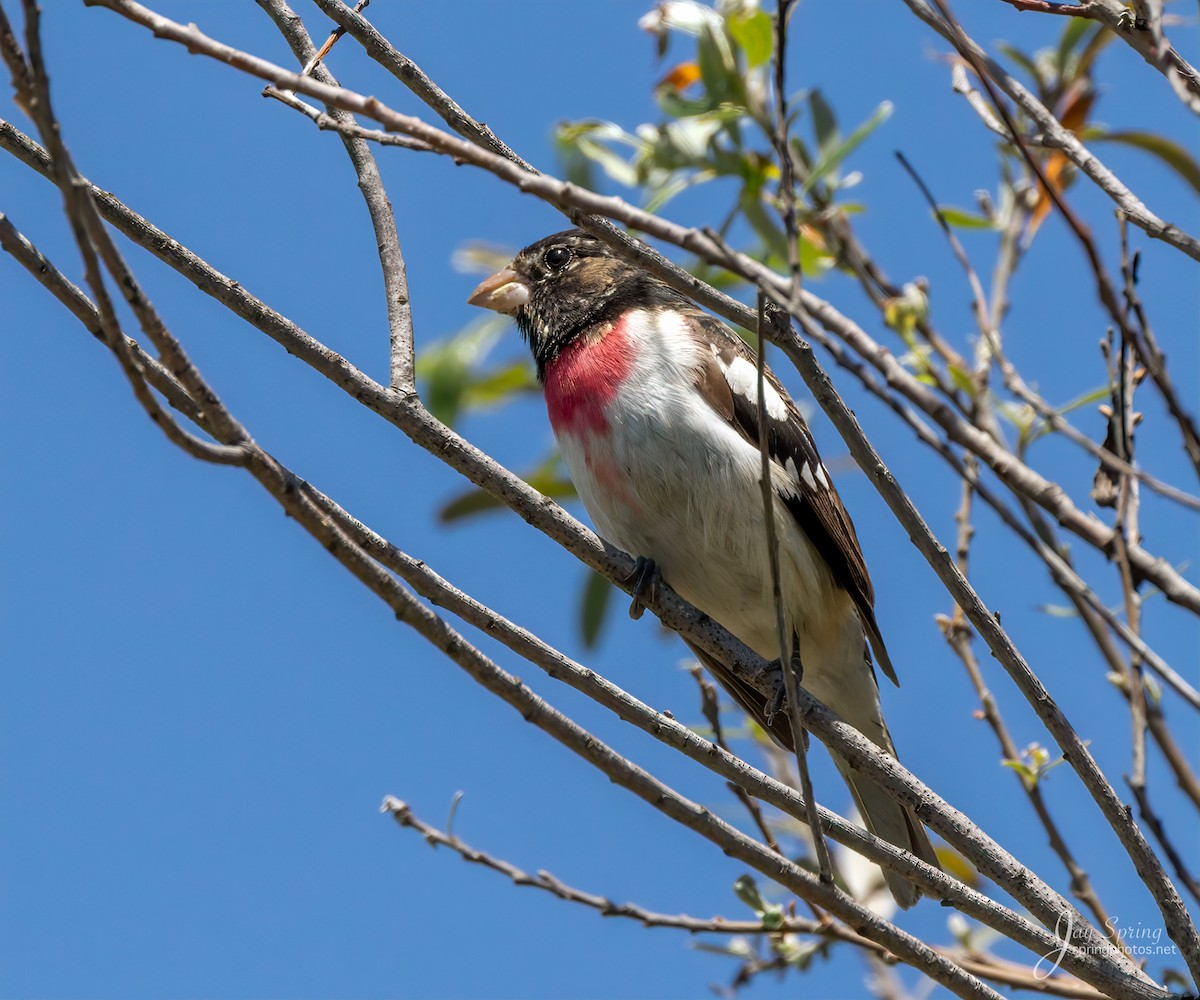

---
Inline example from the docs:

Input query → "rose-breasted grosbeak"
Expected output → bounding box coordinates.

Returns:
[469,229,937,907]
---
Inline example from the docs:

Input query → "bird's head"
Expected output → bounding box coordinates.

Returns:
[468,229,663,376]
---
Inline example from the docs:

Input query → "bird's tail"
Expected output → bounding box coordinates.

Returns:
[831,756,939,909]
[685,635,939,910]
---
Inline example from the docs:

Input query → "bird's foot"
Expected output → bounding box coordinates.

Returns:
[626,556,660,620]
[763,647,802,727]
[764,661,787,727]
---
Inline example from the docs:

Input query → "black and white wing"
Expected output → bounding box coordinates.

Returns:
[684,309,898,687]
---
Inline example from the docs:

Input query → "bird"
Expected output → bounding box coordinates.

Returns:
[468,228,937,907]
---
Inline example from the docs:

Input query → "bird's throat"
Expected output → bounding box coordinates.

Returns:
[543,314,635,437]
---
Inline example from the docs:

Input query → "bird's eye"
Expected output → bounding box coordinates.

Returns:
[543,246,572,271]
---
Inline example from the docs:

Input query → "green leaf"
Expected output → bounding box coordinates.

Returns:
[1055,384,1108,416]
[438,487,506,523]
[947,362,977,398]
[557,121,645,189]
[741,188,789,261]
[797,233,835,278]
[733,874,766,912]
[938,205,997,230]
[461,361,539,410]
[1055,15,1094,79]
[1088,129,1200,196]
[415,317,509,426]
[727,9,773,68]
[799,100,892,198]
[1075,23,1116,78]
[439,455,576,523]
[808,89,839,159]
[1002,758,1037,789]
[697,21,740,105]
[789,134,813,174]
[579,570,614,648]
[998,44,1046,92]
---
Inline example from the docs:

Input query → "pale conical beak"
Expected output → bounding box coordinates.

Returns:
[467,267,530,314]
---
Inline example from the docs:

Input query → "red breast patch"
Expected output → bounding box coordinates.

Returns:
[543,314,634,437]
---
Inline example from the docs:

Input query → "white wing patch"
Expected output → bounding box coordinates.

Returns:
[720,354,789,421]
[783,454,829,492]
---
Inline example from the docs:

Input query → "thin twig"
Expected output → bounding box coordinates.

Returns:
[756,297,834,889]
[310,0,535,171]
[903,0,1200,260]
[760,1,832,890]
[894,150,1199,511]
[263,84,434,151]
[256,0,415,393]
[929,0,1200,487]
[690,666,783,855]
[996,0,1200,114]
[382,798,1112,1000]
[302,0,367,75]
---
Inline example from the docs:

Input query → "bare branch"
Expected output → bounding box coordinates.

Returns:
[902,0,1200,260]
[383,797,1113,1000]
[256,0,415,393]
[308,0,535,171]
[996,0,1200,114]
[262,85,434,152]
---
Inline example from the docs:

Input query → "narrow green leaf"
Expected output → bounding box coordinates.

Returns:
[438,486,505,522]
[575,136,640,188]
[741,189,789,261]
[462,362,539,409]
[440,455,576,523]
[998,43,1046,92]
[947,362,978,398]
[644,169,717,214]
[789,134,813,174]
[1055,15,1094,78]
[1075,22,1115,78]
[1089,129,1200,195]
[1055,384,1108,416]
[697,21,740,105]
[579,570,614,648]
[1001,758,1037,789]
[422,356,468,427]
[727,9,773,68]
[797,233,835,278]
[938,205,997,230]
[808,89,839,159]
[799,100,892,198]
[558,121,645,189]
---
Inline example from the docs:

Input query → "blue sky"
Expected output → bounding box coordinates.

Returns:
[3,2,1198,998]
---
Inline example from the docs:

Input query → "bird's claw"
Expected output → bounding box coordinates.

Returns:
[763,646,801,727]
[627,556,660,620]
[764,657,787,727]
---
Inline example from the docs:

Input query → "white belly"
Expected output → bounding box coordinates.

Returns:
[557,379,844,662]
